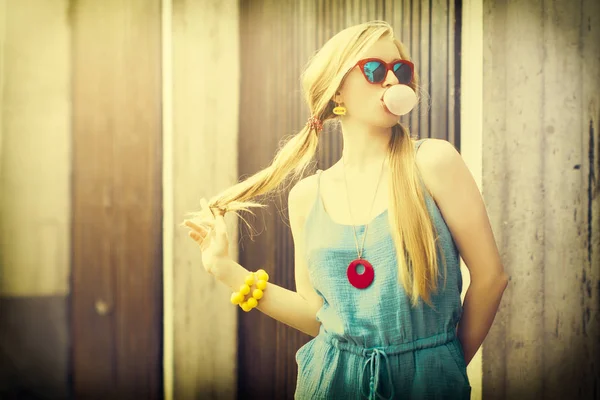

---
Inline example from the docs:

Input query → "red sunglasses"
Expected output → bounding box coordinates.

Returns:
[352,58,414,85]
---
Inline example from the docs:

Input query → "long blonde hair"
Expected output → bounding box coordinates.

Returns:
[188,20,445,308]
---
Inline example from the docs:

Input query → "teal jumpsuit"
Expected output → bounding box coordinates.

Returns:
[294,139,472,399]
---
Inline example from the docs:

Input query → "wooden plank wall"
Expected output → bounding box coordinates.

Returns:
[0,0,242,398]
[481,0,600,399]
[169,0,240,399]
[0,1,71,398]
[70,1,163,398]
[1,0,165,398]
[237,1,460,398]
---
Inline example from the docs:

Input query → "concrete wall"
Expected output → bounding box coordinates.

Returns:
[481,0,600,399]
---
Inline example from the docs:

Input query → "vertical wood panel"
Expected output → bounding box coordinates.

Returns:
[430,0,449,140]
[170,0,240,398]
[0,0,71,296]
[71,1,162,398]
[238,0,279,398]
[0,297,69,398]
[0,0,4,167]
[408,0,420,132]
[419,0,431,138]
[274,0,293,396]
[399,0,411,128]
[0,0,70,396]
[238,1,459,398]
[458,1,483,396]
[448,0,458,146]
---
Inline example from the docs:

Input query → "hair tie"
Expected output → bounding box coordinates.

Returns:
[209,205,227,216]
[306,115,323,133]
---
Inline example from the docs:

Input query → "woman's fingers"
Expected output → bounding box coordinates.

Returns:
[182,198,227,248]
[183,219,213,244]
[214,212,227,236]
[189,229,209,244]
[189,230,201,241]
[185,219,213,233]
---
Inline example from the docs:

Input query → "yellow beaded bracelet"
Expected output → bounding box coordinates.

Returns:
[229,269,269,312]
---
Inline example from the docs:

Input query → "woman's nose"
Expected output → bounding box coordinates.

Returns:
[383,69,399,86]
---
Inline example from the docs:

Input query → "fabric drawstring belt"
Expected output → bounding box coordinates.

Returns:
[320,328,458,400]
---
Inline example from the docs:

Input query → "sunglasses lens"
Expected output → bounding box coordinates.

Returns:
[363,61,386,83]
[393,62,412,84]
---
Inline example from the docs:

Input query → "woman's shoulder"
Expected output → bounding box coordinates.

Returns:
[414,138,461,201]
[414,138,457,167]
[288,171,321,221]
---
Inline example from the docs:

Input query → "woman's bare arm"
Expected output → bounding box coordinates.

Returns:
[416,138,509,365]
[213,177,323,337]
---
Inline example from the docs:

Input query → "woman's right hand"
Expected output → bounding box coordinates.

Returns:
[183,198,230,275]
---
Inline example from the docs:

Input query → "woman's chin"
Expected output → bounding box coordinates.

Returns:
[381,110,400,125]
[372,117,400,129]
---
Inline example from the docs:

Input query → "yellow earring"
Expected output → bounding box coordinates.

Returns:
[333,101,347,116]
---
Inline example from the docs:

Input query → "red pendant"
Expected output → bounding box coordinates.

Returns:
[347,259,375,289]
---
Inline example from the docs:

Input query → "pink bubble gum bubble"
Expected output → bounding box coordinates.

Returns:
[383,85,417,116]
